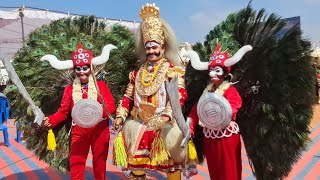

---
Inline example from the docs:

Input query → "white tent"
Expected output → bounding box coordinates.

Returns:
[0,6,139,60]
[0,6,140,83]
[311,47,320,58]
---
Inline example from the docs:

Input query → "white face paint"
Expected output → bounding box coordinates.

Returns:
[74,65,90,74]
[145,41,160,48]
[209,66,224,78]
[209,66,225,85]
[74,65,91,84]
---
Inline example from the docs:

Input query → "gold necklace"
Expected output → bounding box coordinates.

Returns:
[141,58,165,87]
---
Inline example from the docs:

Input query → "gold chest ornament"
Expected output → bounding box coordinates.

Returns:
[133,59,169,122]
[135,59,169,96]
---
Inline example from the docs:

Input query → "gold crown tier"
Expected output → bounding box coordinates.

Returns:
[139,3,164,45]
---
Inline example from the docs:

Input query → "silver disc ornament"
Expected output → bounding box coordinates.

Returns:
[197,92,232,130]
[71,99,103,128]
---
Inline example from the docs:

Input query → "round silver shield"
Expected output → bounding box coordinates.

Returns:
[71,99,103,128]
[197,92,232,131]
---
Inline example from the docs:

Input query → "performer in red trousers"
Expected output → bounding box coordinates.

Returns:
[41,43,117,180]
[185,43,252,180]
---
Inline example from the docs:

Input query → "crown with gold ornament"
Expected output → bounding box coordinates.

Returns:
[139,3,164,45]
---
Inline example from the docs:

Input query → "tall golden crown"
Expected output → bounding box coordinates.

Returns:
[139,3,164,45]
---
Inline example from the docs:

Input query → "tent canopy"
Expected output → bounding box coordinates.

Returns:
[0,6,139,60]
[311,47,320,58]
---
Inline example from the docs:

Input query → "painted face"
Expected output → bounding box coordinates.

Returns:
[74,65,91,84]
[144,41,165,62]
[209,66,225,85]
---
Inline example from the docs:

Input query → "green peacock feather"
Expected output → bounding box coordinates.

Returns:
[8,15,137,172]
[187,4,316,180]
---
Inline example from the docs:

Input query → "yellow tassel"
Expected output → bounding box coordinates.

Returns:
[113,132,128,167]
[188,140,198,162]
[47,129,57,151]
[150,131,169,164]
[167,170,181,180]
[131,170,145,176]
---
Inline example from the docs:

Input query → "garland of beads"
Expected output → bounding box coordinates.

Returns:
[141,58,165,87]
[72,75,97,103]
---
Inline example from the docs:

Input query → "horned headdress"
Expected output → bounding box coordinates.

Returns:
[182,44,253,71]
[41,43,117,69]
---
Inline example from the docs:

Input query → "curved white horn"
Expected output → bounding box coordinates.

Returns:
[40,55,73,70]
[92,44,118,65]
[224,45,253,67]
[181,50,209,70]
[179,47,187,55]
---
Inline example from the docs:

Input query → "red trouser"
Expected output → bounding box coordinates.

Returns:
[69,120,110,180]
[204,133,242,180]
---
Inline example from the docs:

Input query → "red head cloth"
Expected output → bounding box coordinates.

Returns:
[71,43,93,67]
[208,44,231,73]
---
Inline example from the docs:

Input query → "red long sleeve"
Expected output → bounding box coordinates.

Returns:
[48,80,116,127]
[188,102,199,137]
[97,80,116,118]
[178,87,187,106]
[118,96,134,112]
[48,85,73,127]
[116,70,137,119]
[223,86,242,120]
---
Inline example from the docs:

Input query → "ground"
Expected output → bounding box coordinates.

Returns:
[0,103,319,179]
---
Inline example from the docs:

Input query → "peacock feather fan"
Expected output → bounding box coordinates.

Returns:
[8,15,138,172]
[187,4,316,180]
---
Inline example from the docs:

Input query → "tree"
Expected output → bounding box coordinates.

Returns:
[186,4,316,179]
[8,16,137,172]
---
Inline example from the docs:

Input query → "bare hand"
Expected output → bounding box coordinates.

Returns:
[160,116,170,123]
[42,117,52,128]
[113,117,123,131]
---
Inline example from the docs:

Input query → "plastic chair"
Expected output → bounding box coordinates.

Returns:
[0,124,10,146]
[16,122,22,143]
[4,104,9,122]
[0,109,2,124]
[0,97,20,143]
[0,97,9,123]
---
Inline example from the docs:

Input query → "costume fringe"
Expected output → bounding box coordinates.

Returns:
[47,129,57,151]
[188,139,198,162]
[167,170,181,180]
[113,132,128,167]
[150,130,170,164]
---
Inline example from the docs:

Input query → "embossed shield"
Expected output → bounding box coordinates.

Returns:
[197,92,232,130]
[71,99,103,128]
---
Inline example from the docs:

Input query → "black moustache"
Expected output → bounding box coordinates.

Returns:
[146,52,161,57]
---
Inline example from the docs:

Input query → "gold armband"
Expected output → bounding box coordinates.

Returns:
[147,116,165,130]
[161,103,174,123]
[115,100,129,121]
[125,83,134,98]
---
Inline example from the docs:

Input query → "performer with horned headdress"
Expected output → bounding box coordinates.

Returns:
[113,3,198,180]
[184,43,252,180]
[41,43,117,180]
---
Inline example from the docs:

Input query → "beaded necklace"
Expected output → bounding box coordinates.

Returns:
[72,75,97,103]
[141,58,166,87]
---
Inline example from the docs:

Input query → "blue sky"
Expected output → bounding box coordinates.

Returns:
[1,0,319,46]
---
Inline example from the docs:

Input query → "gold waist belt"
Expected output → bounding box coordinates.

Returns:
[131,102,157,123]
